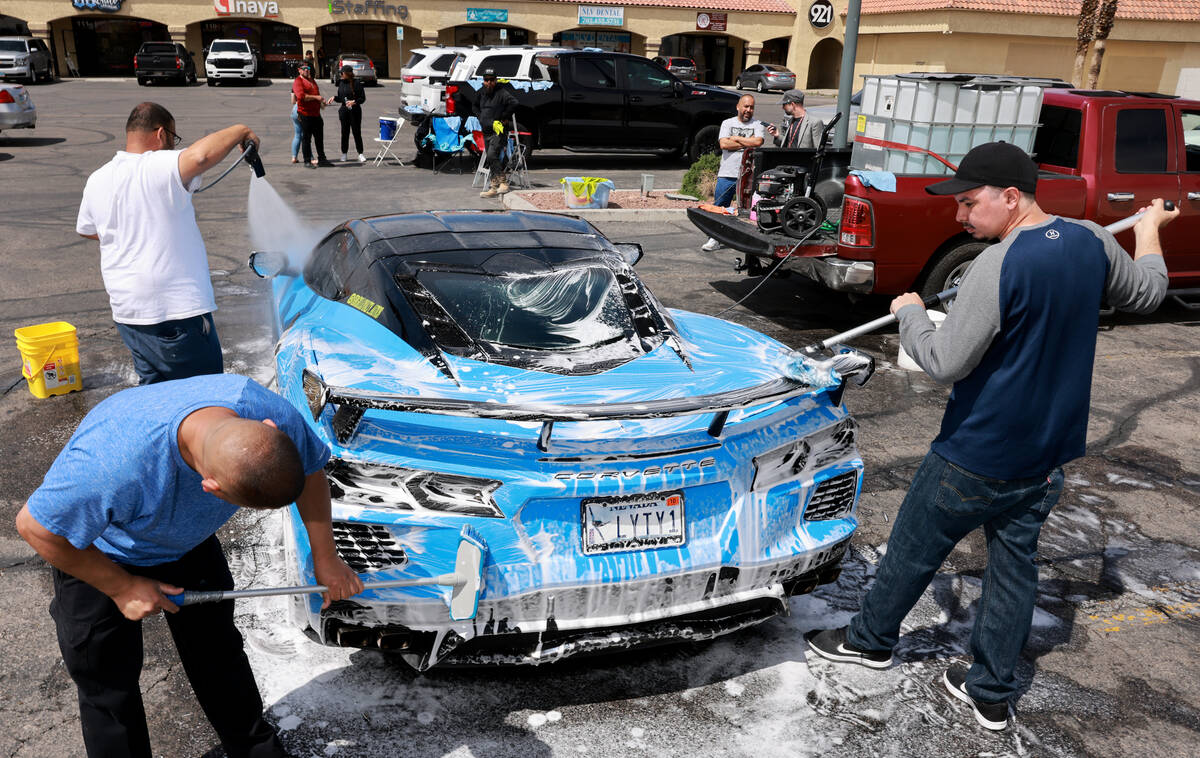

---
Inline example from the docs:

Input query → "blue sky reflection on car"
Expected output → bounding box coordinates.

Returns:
[250,207,872,670]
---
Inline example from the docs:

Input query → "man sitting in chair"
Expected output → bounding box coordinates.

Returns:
[475,67,519,199]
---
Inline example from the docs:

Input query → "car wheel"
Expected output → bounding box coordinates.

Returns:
[756,79,765,93]
[207,78,215,86]
[918,240,987,305]
[689,124,720,162]
[137,77,148,86]
[249,76,258,86]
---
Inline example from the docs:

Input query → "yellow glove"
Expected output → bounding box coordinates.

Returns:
[492,120,505,135]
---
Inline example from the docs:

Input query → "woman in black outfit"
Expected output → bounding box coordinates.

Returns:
[328,65,367,162]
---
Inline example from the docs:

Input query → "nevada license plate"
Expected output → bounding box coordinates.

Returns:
[581,492,685,555]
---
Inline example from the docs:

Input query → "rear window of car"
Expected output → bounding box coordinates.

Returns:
[431,53,458,72]
[140,43,177,54]
[763,65,790,72]
[1033,104,1081,169]
[210,41,248,53]
[404,52,426,69]
[476,54,521,78]
[670,58,694,67]
[0,41,28,53]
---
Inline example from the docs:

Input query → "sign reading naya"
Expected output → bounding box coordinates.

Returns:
[213,0,279,17]
[578,5,624,27]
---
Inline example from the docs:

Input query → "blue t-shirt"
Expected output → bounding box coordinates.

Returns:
[26,375,330,566]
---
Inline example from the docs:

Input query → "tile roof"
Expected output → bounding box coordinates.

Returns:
[859,0,1200,22]
[536,0,797,15]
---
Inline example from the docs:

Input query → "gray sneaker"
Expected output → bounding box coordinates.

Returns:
[804,626,893,669]
[701,237,723,252]
[942,665,1009,731]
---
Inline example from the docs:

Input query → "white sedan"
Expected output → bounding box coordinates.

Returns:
[0,82,36,134]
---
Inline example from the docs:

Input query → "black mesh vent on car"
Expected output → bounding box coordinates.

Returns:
[804,471,859,521]
[332,521,408,573]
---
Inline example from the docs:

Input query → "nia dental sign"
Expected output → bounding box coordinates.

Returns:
[331,1,411,18]
[213,0,279,17]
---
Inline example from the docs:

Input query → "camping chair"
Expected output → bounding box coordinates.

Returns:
[422,115,473,174]
[372,113,406,167]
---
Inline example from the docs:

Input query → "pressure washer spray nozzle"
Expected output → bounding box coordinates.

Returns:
[242,141,266,178]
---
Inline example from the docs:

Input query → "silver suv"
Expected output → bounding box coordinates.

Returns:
[0,37,53,84]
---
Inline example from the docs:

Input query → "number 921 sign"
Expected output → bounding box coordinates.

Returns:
[809,0,834,29]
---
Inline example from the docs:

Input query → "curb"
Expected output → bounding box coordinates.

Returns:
[503,189,695,221]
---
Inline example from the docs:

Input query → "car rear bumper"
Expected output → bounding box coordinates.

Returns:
[0,107,36,129]
[139,70,186,78]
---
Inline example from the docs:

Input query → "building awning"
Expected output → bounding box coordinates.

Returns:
[536,0,797,15]
[858,0,1200,23]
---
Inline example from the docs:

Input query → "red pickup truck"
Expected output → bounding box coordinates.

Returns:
[688,87,1200,301]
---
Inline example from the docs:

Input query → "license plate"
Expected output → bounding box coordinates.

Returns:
[581,492,685,555]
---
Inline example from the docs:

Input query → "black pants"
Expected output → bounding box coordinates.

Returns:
[484,131,507,175]
[299,113,326,163]
[114,312,223,385]
[49,536,286,758]
[339,106,363,155]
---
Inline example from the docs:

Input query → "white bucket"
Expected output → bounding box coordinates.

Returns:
[897,309,947,371]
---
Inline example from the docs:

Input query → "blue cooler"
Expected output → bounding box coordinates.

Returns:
[379,117,398,141]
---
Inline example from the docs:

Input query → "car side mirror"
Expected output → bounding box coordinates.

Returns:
[673,80,684,94]
[614,243,643,266]
[248,250,287,278]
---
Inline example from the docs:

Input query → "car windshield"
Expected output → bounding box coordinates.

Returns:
[210,42,248,53]
[0,41,27,53]
[416,265,635,351]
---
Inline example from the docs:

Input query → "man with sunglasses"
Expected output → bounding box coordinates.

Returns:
[77,102,259,384]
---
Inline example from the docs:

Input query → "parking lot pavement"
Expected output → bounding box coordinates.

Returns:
[1,80,1198,758]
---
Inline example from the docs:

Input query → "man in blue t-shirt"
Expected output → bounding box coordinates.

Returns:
[15,374,363,758]
[804,142,1177,731]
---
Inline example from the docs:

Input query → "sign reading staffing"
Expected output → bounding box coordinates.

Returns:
[71,0,124,11]
[330,1,410,19]
[213,0,279,18]
[809,0,834,29]
[578,5,624,27]
[467,8,509,23]
[696,12,727,32]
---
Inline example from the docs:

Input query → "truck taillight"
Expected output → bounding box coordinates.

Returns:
[133,58,138,69]
[445,85,457,114]
[176,57,182,69]
[840,196,874,247]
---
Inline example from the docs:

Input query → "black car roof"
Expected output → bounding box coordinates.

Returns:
[348,210,610,258]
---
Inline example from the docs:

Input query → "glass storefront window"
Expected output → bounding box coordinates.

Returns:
[72,17,168,76]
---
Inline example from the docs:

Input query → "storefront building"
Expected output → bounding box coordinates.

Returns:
[3,1,1199,96]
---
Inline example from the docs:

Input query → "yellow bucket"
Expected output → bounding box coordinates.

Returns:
[14,321,82,399]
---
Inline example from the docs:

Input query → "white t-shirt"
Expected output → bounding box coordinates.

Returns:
[718,116,767,178]
[76,149,216,325]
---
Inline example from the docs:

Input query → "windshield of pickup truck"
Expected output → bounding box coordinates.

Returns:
[209,41,249,53]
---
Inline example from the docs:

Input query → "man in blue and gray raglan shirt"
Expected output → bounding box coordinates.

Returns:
[805,141,1177,730]
[15,374,364,758]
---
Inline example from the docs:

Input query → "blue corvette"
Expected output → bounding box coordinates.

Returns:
[249,210,873,670]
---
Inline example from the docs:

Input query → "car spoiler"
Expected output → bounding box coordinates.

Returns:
[302,368,823,450]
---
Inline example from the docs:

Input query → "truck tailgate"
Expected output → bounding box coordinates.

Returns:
[687,208,836,258]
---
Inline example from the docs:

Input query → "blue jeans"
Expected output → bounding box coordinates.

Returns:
[290,104,302,158]
[714,176,737,207]
[847,450,1064,703]
[114,312,223,385]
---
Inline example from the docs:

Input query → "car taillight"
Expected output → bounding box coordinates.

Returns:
[403,75,417,83]
[840,196,874,247]
[0,90,14,104]
[133,58,138,69]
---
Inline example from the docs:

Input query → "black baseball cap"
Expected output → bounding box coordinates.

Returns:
[480,67,497,79]
[925,141,1038,195]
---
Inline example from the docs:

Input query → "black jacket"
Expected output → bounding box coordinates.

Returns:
[333,78,366,110]
[476,84,518,126]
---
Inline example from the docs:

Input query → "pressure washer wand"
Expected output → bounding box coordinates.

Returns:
[194,141,265,194]
[805,202,1175,354]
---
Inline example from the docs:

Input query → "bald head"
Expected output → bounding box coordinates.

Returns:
[736,95,756,123]
[203,418,306,508]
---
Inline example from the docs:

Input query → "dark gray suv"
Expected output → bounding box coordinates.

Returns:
[652,56,696,82]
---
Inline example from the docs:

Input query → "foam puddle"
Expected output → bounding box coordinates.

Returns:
[247,175,324,270]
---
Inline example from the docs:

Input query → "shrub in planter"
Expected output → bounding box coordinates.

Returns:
[680,152,720,201]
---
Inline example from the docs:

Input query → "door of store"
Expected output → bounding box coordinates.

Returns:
[72,16,168,76]
[660,33,736,85]
[322,24,388,79]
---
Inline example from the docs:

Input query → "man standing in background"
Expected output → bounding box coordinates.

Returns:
[702,94,765,252]
[768,89,824,149]
[76,102,259,384]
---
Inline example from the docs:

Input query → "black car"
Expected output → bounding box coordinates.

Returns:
[134,42,196,86]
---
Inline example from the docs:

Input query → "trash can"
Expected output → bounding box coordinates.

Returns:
[560,177,615,209]
[379,117,398,141]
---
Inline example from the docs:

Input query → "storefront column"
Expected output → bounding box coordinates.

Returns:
[537,33,554,46]
[300,28,317,56]
[645,38,661,58]
[744,44,762,69]
[169,27,186,45]
[421,31,438,47]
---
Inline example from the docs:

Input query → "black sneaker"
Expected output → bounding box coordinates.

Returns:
[804,626,893,669]
[942,665,1009,731]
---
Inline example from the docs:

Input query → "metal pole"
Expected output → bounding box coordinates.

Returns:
[835,0,863,148]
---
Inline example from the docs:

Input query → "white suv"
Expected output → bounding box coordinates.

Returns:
[205,39,257,86]
[0,37,53,84]
[400,46,473,108]
[447,46,567,84]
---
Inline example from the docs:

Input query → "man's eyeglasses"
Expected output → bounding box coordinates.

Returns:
[161,126,182,147]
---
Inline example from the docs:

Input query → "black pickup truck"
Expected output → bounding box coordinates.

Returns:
[134,42,196,86]
[445,51,740,161]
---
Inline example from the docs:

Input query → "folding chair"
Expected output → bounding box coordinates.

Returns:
[372,114,406,167]
[423,115,474,174]
[503,114,532,189]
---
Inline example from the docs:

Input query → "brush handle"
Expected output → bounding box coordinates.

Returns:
[165,574,459,606]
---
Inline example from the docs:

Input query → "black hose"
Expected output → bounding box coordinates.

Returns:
[194,143,263,194]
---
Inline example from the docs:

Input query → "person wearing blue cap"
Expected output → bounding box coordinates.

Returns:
[804,141,1178,731]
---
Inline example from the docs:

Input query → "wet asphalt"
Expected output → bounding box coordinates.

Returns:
[0,80,1197,758]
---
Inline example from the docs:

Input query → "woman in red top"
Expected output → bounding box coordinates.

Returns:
[291,63,330,168]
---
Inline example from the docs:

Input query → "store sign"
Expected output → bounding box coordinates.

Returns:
[71,0,124,11]
[213,0,279,18]
[330,0,410,19]
[578,5,624,27]
[696,12,727,32]
[467,8,508,23]
[809,0,834,29]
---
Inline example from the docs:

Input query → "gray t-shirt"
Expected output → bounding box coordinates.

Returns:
[718,116,766,178]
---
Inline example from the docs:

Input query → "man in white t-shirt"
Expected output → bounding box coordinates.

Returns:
[77,102,260,384]
[702,94,765,252]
